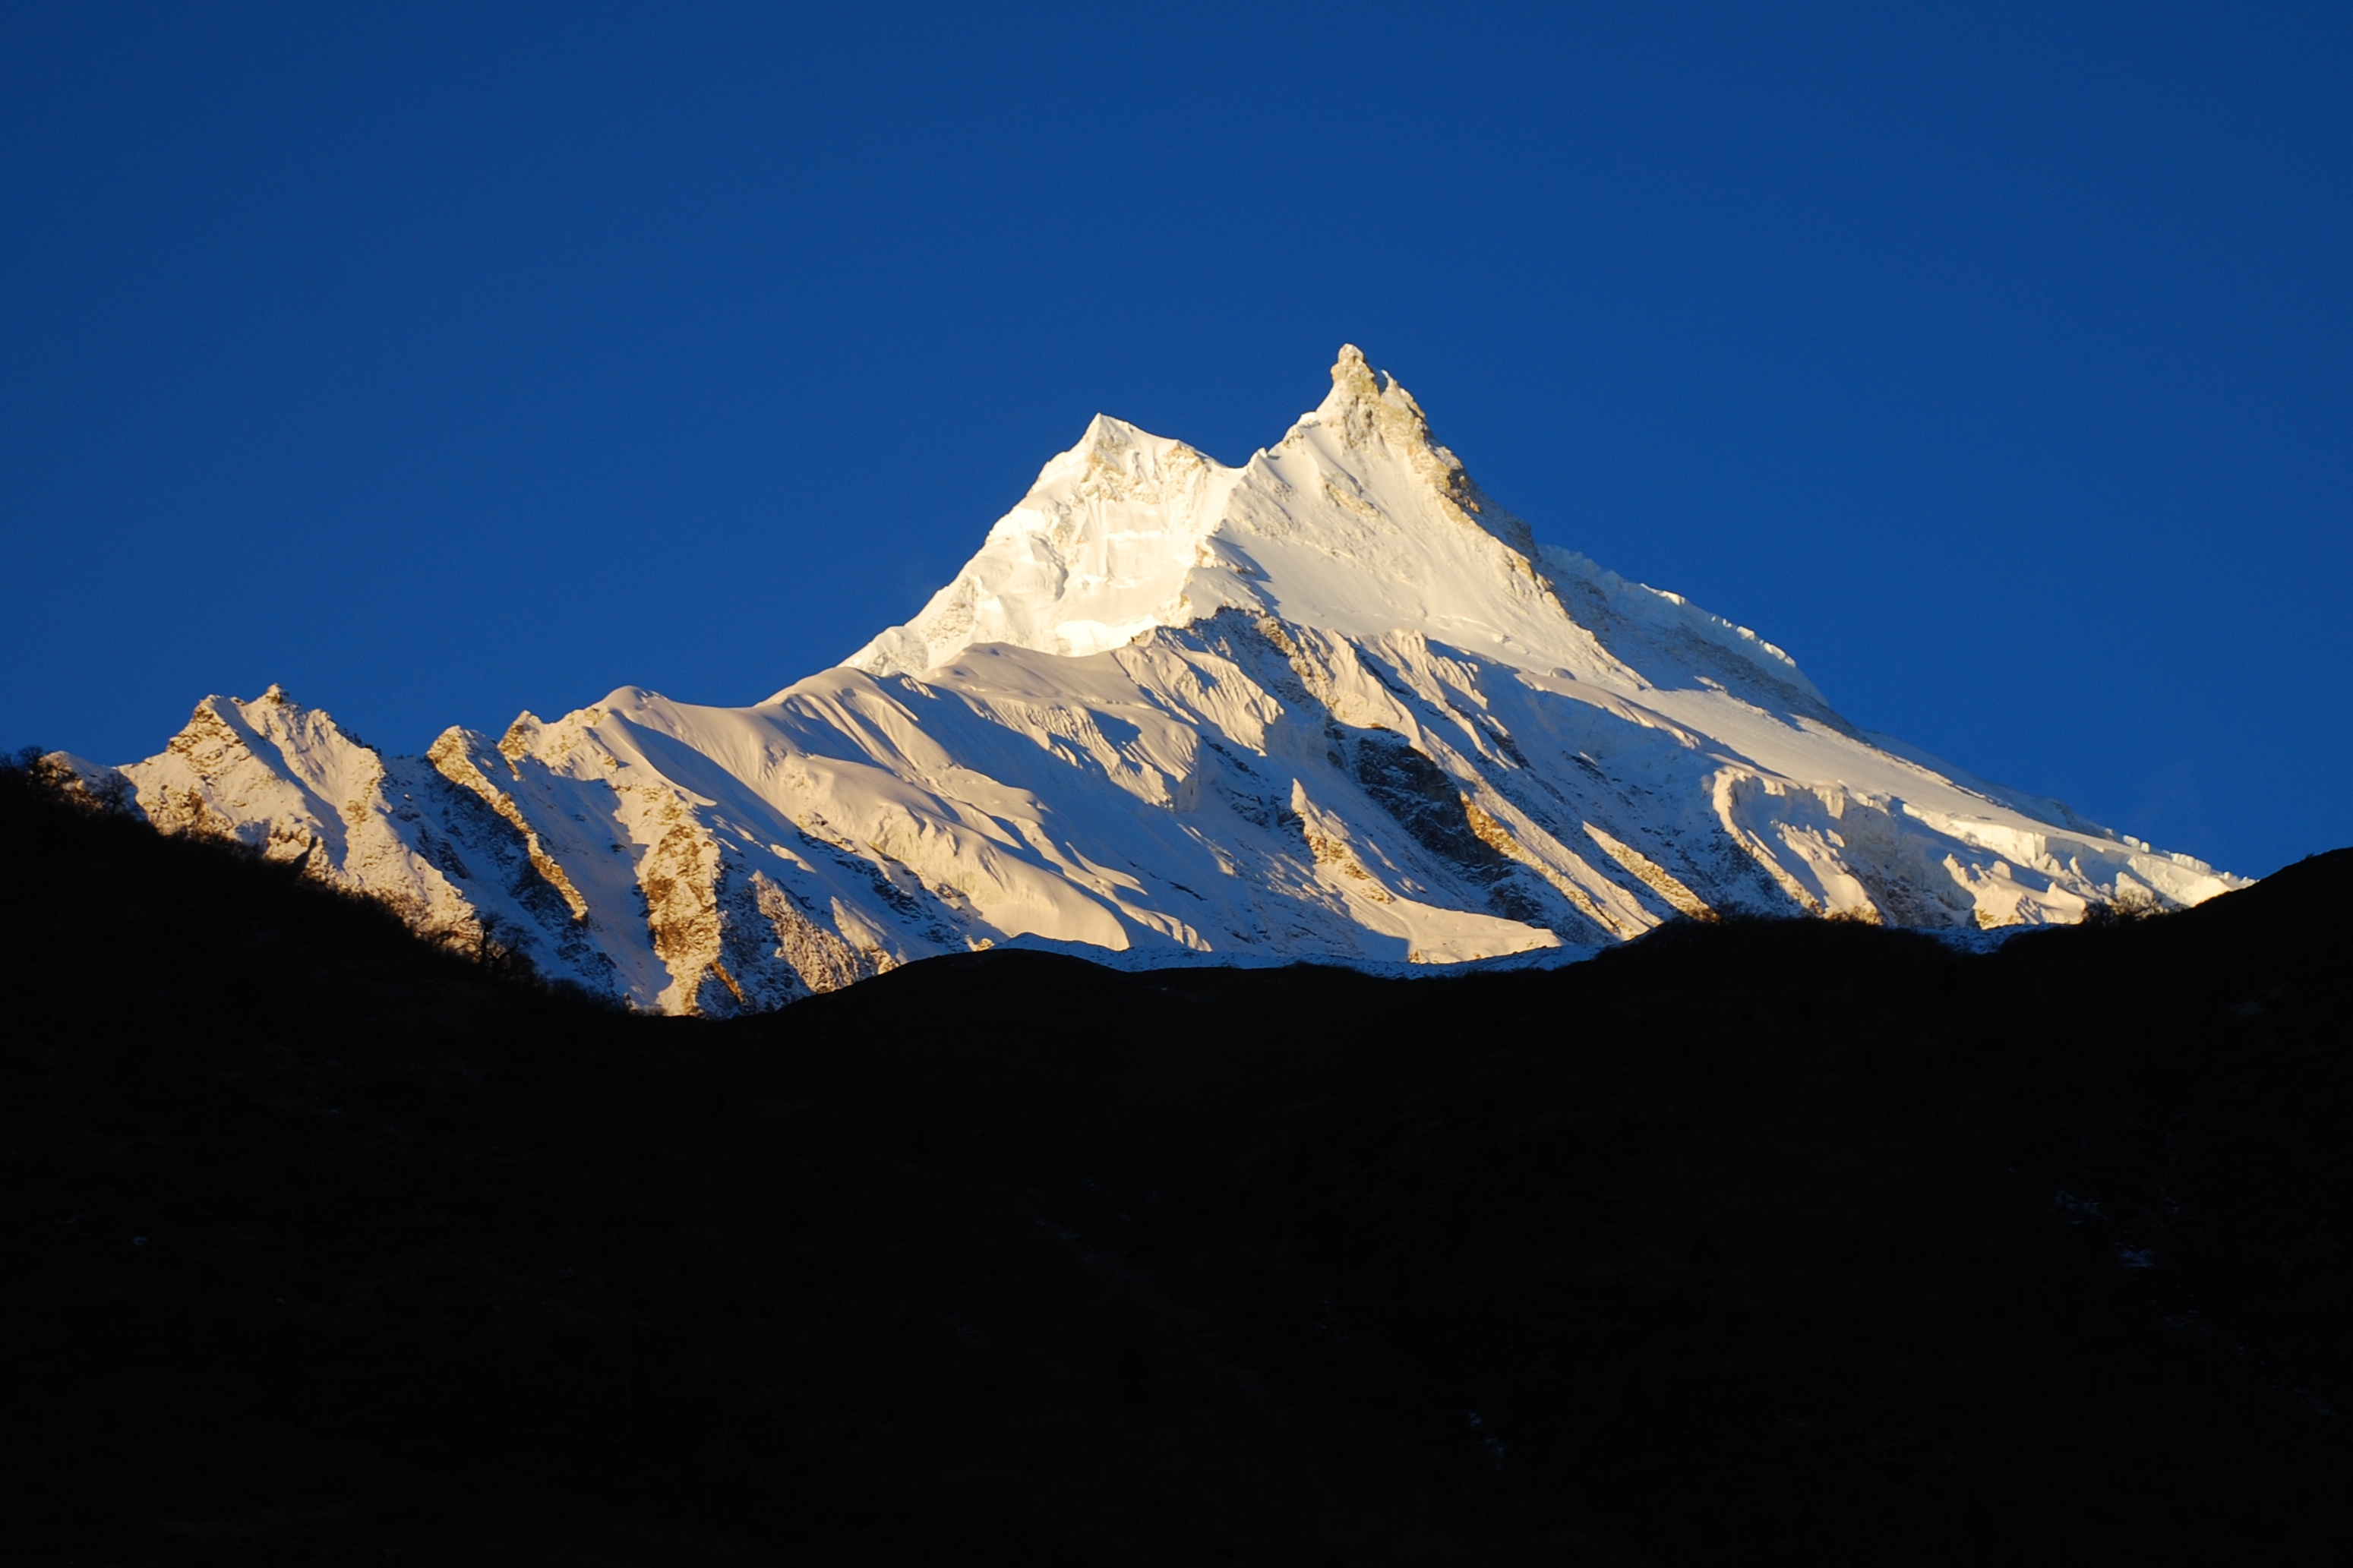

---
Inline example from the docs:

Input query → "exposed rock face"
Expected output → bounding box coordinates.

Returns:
[68,349,2245,1011]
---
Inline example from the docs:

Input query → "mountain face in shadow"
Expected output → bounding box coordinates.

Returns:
[4,763,2345,1563]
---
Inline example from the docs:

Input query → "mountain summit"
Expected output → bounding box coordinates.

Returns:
[846,345,1574,680]
[58,349,2244,1013]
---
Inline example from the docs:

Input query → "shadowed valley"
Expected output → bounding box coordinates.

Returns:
[4,764,2347,1563]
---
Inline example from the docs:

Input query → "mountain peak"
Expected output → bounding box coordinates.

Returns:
[1328,341,1382,396]
[1312,342,1435,449]
[843,345,1563,682]
[90,349,2248,1015]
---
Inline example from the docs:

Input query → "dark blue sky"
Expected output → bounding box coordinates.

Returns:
[4,2,2346,875]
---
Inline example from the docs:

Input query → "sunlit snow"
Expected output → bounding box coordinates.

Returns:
[62,347,2244,1014]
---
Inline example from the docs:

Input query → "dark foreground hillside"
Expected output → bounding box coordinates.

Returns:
[3,766,2347,1565]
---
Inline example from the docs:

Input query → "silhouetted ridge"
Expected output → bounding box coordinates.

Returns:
[4,766,2346,1563]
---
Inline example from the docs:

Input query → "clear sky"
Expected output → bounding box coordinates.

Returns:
[3,2,2346,876]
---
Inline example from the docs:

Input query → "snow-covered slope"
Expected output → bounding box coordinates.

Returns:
[62,347,2246,1013]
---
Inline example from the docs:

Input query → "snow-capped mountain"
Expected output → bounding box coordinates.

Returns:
[55,347,2244,1014]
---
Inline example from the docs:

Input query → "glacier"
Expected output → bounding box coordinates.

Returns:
[52,346,2246,1014]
